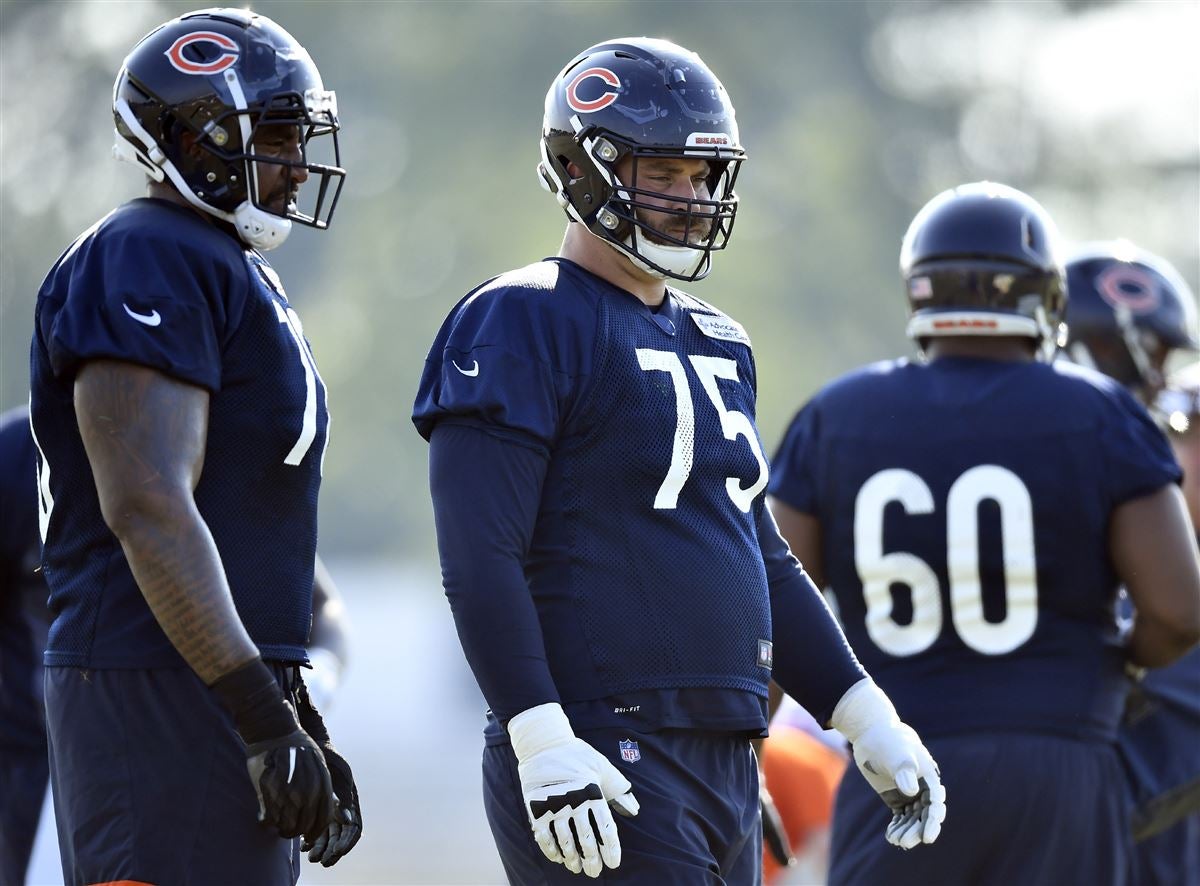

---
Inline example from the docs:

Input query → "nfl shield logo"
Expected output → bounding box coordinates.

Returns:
[619,739,641,763]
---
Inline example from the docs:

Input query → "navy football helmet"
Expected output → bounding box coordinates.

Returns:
[900,182,1066,354]
[1065,242,1198,403]
[537,37,745,282]
[112,8,345,250]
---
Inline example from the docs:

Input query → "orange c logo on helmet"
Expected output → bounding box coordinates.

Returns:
[1097,265,1161,315]
[566,67,621,113]
[164,31,240,75]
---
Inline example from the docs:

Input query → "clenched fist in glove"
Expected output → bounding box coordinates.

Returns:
[831,678,946,849]
[211,659,335,842]
[508,703,640,878]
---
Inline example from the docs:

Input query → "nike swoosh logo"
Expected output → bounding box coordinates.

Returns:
[123,304,162,327]
[452,359,480,377]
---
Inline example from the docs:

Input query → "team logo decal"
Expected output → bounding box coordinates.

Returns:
[1096,265,1160,315]
[618,739,641,763]
[164,31,240,75]
[908,276,933,300]
[693,312,751,346]
[566,67,620,113]
[686,132,732,148]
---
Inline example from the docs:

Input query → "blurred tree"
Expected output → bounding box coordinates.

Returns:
[2,0,1194,567]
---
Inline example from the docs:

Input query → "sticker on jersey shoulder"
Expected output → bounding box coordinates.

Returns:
[566,67,621,113]
[618,739,641,763]
[692,312,751,346]
[757,639,773,669]
[164,31,240,75]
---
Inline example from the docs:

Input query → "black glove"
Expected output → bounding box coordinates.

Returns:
[212,659,334,840]
[295,676,362,866]
[760,784,795,868]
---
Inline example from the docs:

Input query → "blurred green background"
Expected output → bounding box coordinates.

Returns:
[3,0,1196,567]
[1,2,1197,883]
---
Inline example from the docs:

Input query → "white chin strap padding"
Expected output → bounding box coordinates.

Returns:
[620,236,708,280]
[233,201,292,251]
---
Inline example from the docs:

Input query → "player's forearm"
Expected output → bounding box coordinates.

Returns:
[111,500,260,683]
[759,507,865,722]
[1113,485,1200,667]
[1127,617,1200,668]
[75,359,258,683]
[430,422,561,720]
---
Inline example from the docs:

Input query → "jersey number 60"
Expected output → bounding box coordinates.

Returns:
[854,466,1038,657]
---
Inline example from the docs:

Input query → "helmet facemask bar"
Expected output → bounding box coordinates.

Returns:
[213,86,345,230]
[583,129,743,282]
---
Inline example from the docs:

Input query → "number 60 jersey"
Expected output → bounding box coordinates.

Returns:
[414,258,776,727]
[769,356,1180,742]
[29,198,328,669]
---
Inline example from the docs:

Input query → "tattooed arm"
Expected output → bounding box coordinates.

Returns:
[74,358,258,683]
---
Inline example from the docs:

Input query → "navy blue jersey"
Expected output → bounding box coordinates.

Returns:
[415,259,776,727]
[29,198,328,668]
[770,357,1180,742]
[0,406,48,753]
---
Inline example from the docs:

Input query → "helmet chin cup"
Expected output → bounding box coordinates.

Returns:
[233,202,292,251]
[616,236,708,280]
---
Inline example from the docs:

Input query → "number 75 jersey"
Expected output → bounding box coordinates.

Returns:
[414,258,775,705]
[769,356,1180,742]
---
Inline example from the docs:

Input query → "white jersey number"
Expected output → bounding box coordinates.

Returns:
[636,349,768,513]
[28,403,54,543]
[274,302,329,473]
[854,465,1038,657]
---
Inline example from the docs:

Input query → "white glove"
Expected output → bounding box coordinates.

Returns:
[508,703,640,878]
[831,678,946,849]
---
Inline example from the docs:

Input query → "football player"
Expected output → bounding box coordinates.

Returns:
[1065,248,1200,886]
[414,37,945,883]
[28,9,360,883]
[1065,241,1198,406]
[768,183,1200,885]
[1,410,354,886]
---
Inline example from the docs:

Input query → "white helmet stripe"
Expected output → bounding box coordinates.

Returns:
[906,312,1041,339]
[223,69,258,203]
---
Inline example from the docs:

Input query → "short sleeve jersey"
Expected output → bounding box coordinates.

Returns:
[769,356,1180,741]
[414,259,774,724]
[29,199,328,668]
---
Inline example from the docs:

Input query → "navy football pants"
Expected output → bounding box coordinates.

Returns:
[829,732,1132,886]
[484,726,762,885]
[45,665,300,886]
